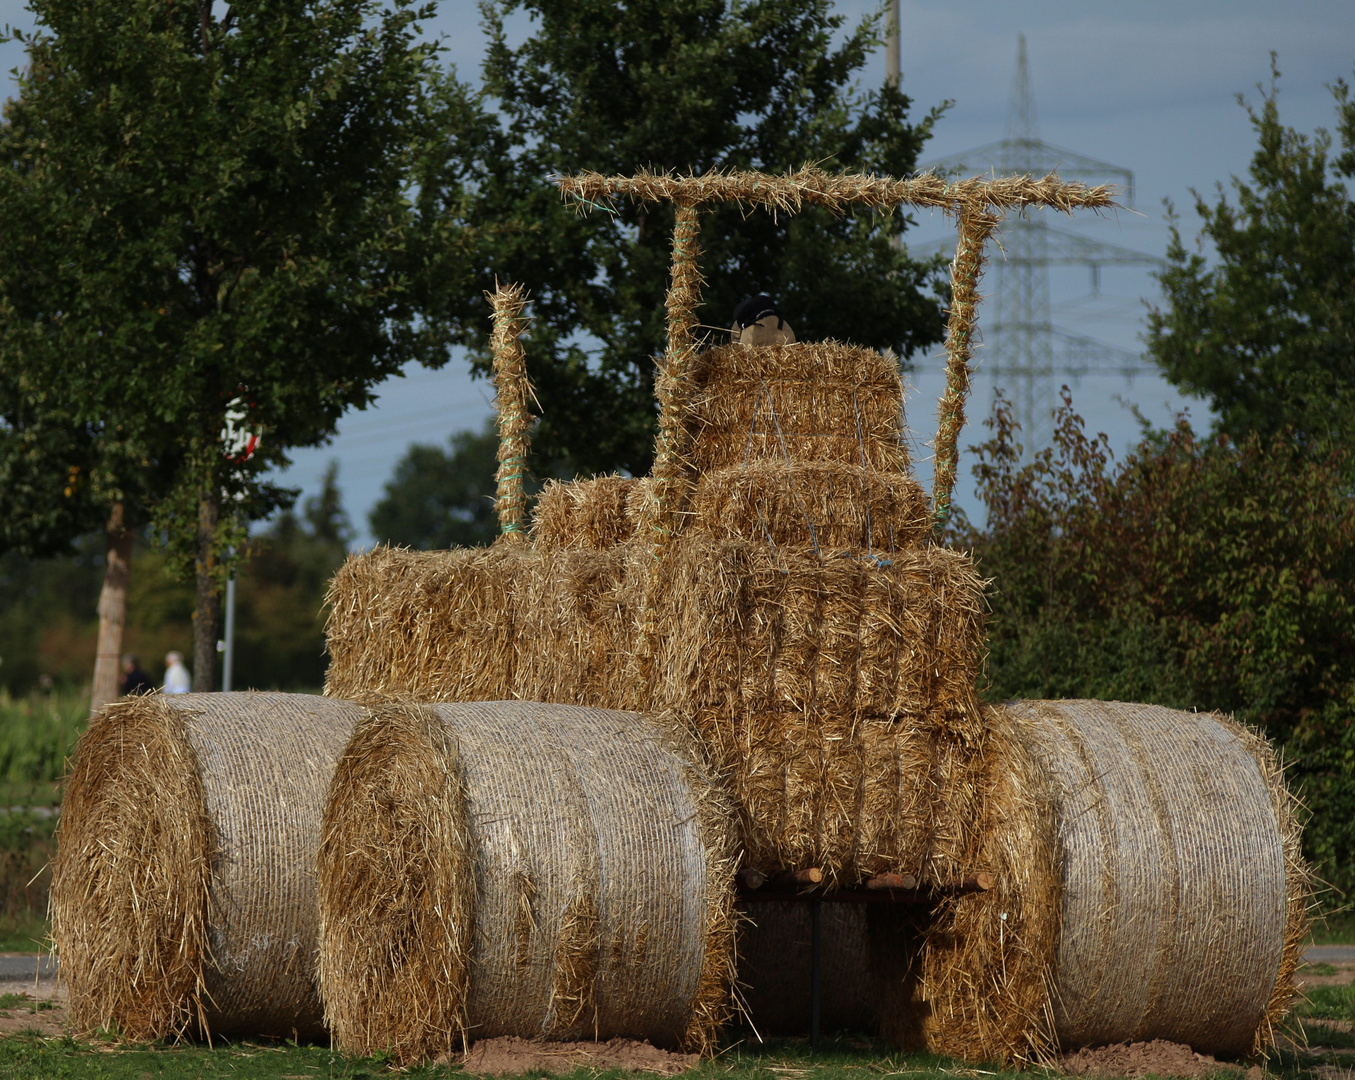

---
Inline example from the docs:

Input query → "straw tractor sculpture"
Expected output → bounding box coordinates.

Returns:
[52,167,1309,1068]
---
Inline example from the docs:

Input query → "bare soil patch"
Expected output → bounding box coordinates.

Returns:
[0,984,66,1037]
[1060,1040,1260,1079]
[1299,964,1355,988]
[459,1037,698,1076]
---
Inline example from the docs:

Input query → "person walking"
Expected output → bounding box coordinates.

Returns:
[119,655,153,697]
[163,651,192,694]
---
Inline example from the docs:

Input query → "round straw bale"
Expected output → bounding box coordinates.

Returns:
[317,700,738,1065]
[52,692,360,1041]
[876,700,1307,1065]
[1006,699,1309,1058]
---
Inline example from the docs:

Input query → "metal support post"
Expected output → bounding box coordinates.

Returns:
[810,897,822,1051]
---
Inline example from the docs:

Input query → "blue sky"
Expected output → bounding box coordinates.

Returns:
[3,1,1352,543]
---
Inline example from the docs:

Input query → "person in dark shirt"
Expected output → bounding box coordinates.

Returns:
[119,654,154,697]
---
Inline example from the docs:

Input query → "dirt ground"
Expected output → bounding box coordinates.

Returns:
[1298,962,1355,988]
[458,1036,699,1076]
[1060,1040,1263,1079]
[0,969,64,1038]
[0,957,1351,1076]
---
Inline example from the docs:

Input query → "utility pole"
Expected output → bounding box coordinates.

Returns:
[886,0,900,88]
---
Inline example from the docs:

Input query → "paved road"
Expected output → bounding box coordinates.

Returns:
[1304,945,1355,964]
[0,955,57,983]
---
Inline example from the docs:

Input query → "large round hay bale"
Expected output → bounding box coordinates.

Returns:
[317,700,738,1065]
[1009,699,1308,1057]
[52,692,359,1041]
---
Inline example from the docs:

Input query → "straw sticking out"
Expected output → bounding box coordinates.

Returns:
[489,282,534,543]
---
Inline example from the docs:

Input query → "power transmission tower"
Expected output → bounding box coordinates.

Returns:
[922,35,1161,451]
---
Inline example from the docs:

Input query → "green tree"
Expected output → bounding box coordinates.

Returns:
[460,0,947,475]
[0,0,483,690]
[370,421,503,549]
[1147,58,1355,446]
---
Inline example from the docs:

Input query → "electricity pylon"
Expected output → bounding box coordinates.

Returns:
[921,35,1162,451]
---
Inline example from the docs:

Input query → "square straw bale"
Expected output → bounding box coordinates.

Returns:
[324,545,531,701]
[650,537,984,728]
[685,340,911,473]
[513,543,642,708]
[690,703,977,883]
[855,716,939,881]
[690,461,932,553]
[532,475,641,551]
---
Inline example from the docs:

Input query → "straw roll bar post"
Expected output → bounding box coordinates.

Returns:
[488,282,535,544]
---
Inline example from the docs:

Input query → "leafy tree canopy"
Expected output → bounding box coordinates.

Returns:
[1147,57,1355,447]
[458,0,949,475]
[0,0,485,684]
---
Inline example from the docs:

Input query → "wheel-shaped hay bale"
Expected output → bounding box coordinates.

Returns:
[52,692,360,1041]
[1010,699,1309,1057]
[317,700,738,1064]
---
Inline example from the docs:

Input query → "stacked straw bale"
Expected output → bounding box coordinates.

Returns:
[52,692,359,1041]
[317,700,737,1064]
[685,341,910,473]
[512,545,642,706]
[646,537,985,880]
[533,475,640,551]
[325,545,531,702]
[753,700,1307,1064]
[691,462,931,552]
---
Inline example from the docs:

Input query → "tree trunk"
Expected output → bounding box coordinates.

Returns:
[192,488,222,692]
[89,503,133,716]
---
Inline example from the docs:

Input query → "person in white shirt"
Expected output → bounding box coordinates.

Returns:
[163,651,192,694]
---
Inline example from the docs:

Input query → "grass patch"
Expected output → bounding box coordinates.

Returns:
[0,1033,1021,1080]
[0,690,82,955]
[0,1028,1326,1080]
[1295,1019,1355,1049]
[0,810,57,952]
[1309,910,1355,945]
[0,690,88,795]
[1298,981,1355,1021]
